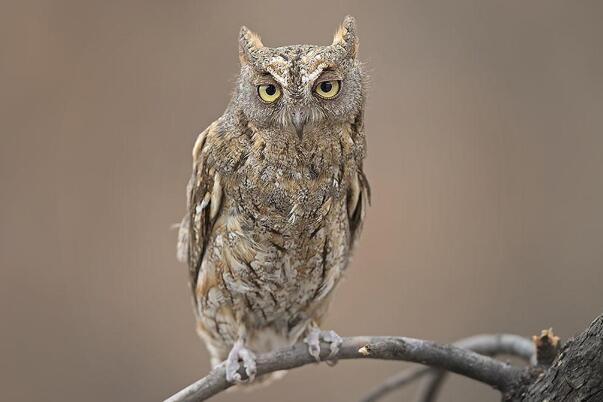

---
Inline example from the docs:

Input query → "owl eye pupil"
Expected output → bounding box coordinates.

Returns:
[265,85,276,96]
[320,81,332,92]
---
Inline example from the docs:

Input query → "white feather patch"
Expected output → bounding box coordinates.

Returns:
[209,172,222,221]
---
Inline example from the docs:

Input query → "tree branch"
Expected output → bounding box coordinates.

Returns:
[413,334,535,402]
[512,314,603,401]
[360,334,534,402]
[359,366,431,402]
[164,335,525,402]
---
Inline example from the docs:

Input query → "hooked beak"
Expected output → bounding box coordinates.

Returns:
[291,109,307,140]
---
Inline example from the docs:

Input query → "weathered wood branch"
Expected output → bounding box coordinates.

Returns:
[165,314,603,402]
[165,336,524,402]
[414,334,536,402]
[361,334,535,402]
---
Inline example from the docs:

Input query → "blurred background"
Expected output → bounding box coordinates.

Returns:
[1,1,602,401]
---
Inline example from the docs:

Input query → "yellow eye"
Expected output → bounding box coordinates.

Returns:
[258,84,281,102]
[314,80,340,99]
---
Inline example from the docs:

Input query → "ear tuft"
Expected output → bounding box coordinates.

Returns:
[239,26,264,64]
[332,15,358,57]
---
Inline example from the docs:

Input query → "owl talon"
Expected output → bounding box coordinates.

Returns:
[225,340,257,384]
[322,330,343,362]
[304,328,322,361]
[304,328,342,363]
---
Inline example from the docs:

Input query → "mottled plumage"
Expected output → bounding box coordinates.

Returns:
[177,16,369,384]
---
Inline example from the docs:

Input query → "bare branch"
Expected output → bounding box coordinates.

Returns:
[415,370,447,402]
[452,334,535,359]
[415,334,536,402]
[360,334,535,402]
[165,335,525,402]
[359,366,431,402]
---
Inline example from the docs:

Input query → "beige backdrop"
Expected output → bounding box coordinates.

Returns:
[2,1,602,401]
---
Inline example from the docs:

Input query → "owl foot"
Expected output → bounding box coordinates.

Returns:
[225,340,257,384]
[304,328,343,364]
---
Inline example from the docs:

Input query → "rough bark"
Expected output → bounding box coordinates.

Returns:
[509,314,603,401]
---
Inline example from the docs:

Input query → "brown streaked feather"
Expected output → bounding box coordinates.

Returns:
[178,122,223,300]
[348,168,370,247]
[346,110,370,247]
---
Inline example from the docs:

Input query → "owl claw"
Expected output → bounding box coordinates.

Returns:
[304,328,321,361]
[225,340,257,384]
[304,328,342,364]
[323,330,343,364]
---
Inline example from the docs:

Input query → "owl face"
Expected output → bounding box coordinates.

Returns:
[235,16,364,139]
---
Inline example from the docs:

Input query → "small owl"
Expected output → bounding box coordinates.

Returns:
[177,16,369,384]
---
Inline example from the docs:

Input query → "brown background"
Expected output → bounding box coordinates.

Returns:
[2,1,602,401]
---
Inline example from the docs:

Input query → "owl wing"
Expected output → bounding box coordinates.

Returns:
[177,122,223,298]
[347,168,370,247]
[346,112,370,247]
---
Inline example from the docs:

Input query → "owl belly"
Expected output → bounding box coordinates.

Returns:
[195,196,350,357]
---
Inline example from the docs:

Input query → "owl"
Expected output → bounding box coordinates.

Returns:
[177,16,369,384]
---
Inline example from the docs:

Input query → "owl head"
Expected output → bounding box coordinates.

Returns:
[234,16,364,139]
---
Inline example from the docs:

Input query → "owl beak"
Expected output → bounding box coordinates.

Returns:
[291,109,307,140]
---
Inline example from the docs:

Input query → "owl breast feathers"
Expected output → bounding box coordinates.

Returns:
[177,16,369,384]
